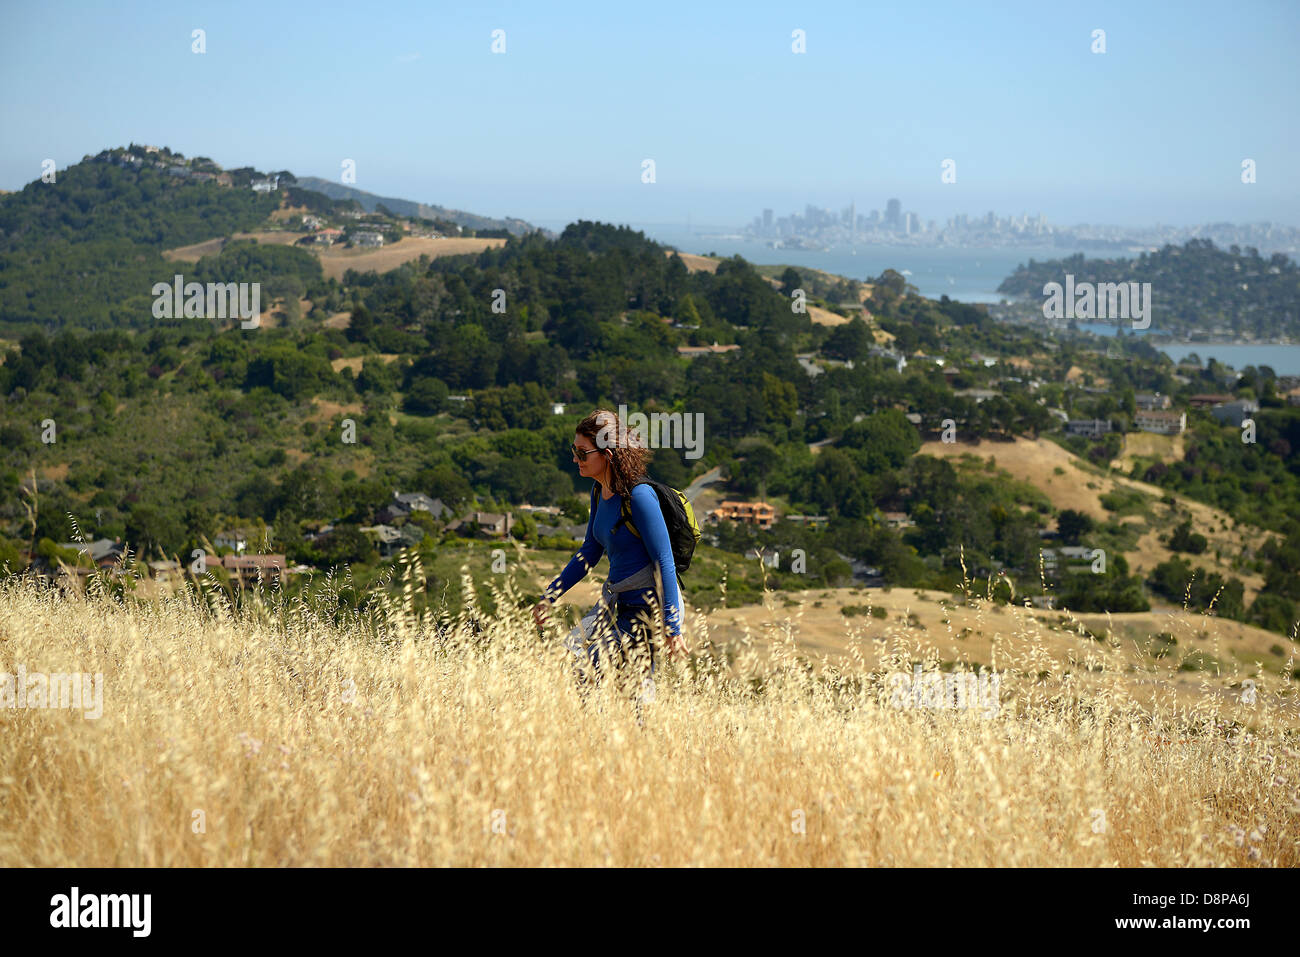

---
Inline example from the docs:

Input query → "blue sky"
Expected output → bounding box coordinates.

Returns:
[2,0,1297,230]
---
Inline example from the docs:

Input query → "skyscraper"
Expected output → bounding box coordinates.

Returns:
[885,198,901,230]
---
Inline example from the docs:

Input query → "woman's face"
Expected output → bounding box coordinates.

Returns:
[572,433,609,482]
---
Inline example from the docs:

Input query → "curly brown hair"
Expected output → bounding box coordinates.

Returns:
[575,408,653,497]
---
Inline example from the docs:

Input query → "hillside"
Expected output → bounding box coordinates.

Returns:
[918,436,1270,601]
[293,176,547,238]
[1,207,1297,644]
[0,146,536,331]
[997,240,1300,340]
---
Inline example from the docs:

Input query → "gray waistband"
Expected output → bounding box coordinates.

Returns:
[605,562,656,596]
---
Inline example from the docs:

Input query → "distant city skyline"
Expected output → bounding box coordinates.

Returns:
[3,0,1297,229]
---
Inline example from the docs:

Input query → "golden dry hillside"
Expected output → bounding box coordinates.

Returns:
[918,437,1269,600]
[162,234,505,281]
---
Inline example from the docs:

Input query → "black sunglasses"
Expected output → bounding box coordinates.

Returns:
[571,443,604,460]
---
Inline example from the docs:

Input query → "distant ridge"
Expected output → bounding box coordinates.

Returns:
[294,177,553,239]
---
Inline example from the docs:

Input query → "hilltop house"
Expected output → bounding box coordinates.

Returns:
[1066,418,1111,438]
[351,231,384,247]
[360,523,426,557]
[881,511,915,529]
[1188,393,1234,409]
[1211,399,1259,426]
[377,492,451,524]
[1135,392,1171,411]
[1135,409,1186,435]
[55,538,127,568]
[445,511,515,538]
[197,553,289,587]
[708,501,776,530]
[251,175,279,193]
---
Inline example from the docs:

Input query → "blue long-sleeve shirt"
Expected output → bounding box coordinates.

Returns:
[543,483,683,639]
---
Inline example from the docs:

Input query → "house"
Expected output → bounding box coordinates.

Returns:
[795,355,824,377]
[954,388,998,403]
[147,560,183,584]
[361,524,404,550]
[709,501,776,530]
[882,511,914,529]
[302,215,324,230]
[1135,409,1186,435]
[904,412,922,426]
[869,346,907,373]
[473,512,515,537]
[517,504,563,518]
[220,554,288,587]
[1211,399,1259,426]
[395,492,447,516]
[56,538,126,568]
[313,228,343,246]
[1188,393,1233,409]
[377,493,450,524]
[849,560,884,584]
[1066,418,1111,438]
[351,231,384,247]
[1059,545,1095,571]
[446,512,516,538]
[1135,392,1171,411]
[552,403,566,415]
[251,176,279,193]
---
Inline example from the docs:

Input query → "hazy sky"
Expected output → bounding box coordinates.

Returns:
[2,0,1297,231]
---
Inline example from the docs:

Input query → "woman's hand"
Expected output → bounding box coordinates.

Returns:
[531,601,551,629]
[664,631,689,660]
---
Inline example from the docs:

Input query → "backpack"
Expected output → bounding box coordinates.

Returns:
[590,477,701,590]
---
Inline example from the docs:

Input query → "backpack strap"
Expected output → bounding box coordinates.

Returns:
[611,480,649,538]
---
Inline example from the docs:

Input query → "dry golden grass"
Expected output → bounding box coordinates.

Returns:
[162,231,301,262]
[662,250,720,273]
[1,559,1296,868]
[316,237,504,281]
[161,235,505,281]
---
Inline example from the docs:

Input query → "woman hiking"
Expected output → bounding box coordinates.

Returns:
[531,409,688,712]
